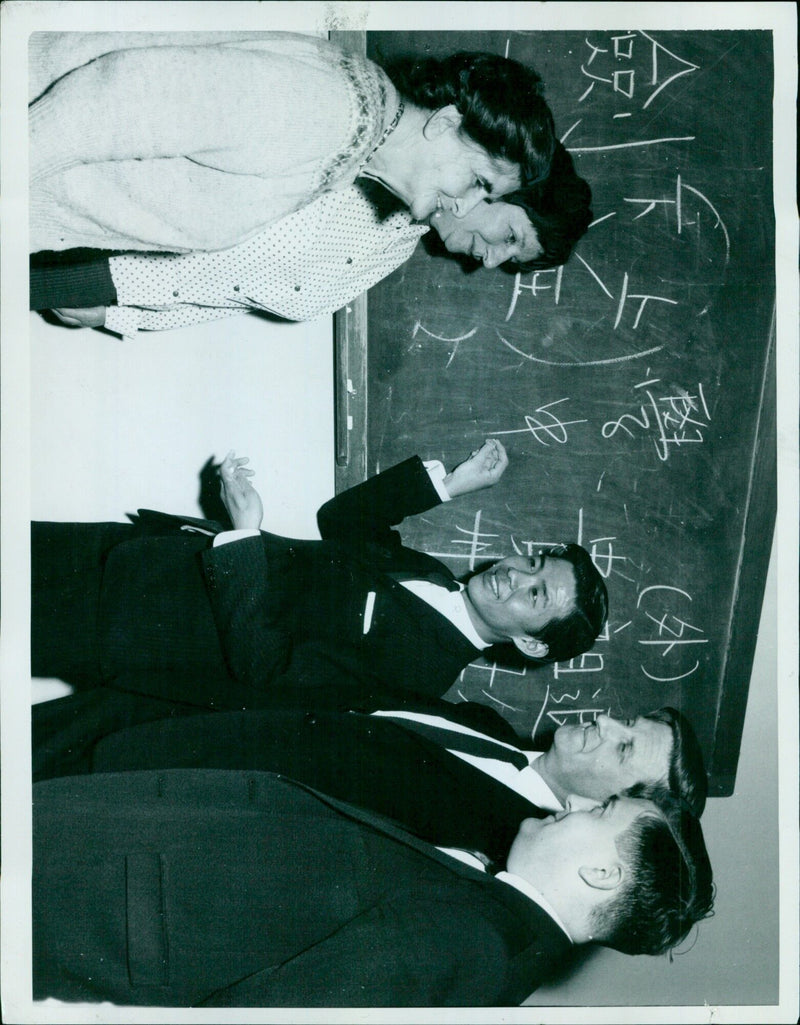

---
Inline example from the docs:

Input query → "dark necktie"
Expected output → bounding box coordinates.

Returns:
[380,715,530,770]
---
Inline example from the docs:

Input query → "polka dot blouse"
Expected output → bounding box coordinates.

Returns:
[105,185,428,338]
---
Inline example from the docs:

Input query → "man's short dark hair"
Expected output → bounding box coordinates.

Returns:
[501,142,593,272]
[625,707,708,818]
[533,543,608,663]
[592,796,714,956]
[384,52,556,187]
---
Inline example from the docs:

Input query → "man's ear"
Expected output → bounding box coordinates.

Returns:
[512,634,549,660]
[578,863,624,892]
[423,104,462,139]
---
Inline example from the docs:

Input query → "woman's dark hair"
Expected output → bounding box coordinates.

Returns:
[502,142,593,272]
[385,52,556,187]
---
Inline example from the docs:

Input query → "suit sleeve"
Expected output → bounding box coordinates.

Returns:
[199,535,294,687]
[198,897,512,1007]
[316,456,442,547]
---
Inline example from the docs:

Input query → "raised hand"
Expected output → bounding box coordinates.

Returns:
[443,438,509,498]
[218,450,263,529]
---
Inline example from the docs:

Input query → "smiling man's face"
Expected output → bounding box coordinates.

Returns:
[535,714,674,804]
[463,553,576,656]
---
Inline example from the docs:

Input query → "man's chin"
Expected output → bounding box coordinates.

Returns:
[552,725,580,751]
[514,816,545,844]
[466,573,494,614]
[410,198,437,222]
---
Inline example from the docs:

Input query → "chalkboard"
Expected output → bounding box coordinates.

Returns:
[335,30,776,796]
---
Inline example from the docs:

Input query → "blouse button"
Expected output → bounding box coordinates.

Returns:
[172,290,179,297]
[294,285,301,292]
[233,285,240,292]
[345,257,353,264]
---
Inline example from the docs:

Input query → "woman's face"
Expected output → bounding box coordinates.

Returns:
[400,107,522,222]
[430,200,543,268]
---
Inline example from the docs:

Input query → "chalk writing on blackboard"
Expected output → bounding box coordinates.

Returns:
[602,372,712,461]
[497,329,663,367]
[564,28,702,154]
[505,261,679,329]
[411,322,478,368]
[493,398,588,446]
[576,30,700,113]
[624,175,731,262]
[636,585,708,683]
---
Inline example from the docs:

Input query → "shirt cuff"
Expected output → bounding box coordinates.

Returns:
[102,305,140,339]
[213,528,261,547]
[423,459,451,502]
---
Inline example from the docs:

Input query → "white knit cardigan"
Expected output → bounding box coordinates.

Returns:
[29,32,396,253]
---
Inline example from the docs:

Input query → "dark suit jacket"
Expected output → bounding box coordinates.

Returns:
[33,769,571,1007]
[32,457,483,708]
[34,694,548,864]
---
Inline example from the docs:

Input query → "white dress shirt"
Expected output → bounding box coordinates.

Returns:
[371,710,563,812]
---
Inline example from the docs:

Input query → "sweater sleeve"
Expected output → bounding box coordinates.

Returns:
[30,44,349,182]
[28,31,280,102]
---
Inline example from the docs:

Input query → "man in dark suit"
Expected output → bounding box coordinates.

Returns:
[33,693,544,863]
[32,767,713,1007]
[32,684,708,863]
[32,440,608,710]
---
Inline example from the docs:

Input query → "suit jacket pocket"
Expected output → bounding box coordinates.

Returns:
[133,509,224,536]
[126,853,169,987]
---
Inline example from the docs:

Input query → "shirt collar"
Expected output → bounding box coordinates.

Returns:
[527,752,564,811]
[453,589,493,649]
[494,872,573,942]
[397,578,491,650]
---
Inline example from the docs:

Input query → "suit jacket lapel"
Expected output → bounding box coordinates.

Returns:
[279,774,557,945]
[369,571,480,659]
[281,774,488,873]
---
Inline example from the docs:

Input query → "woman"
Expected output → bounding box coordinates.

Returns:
[29,31,555,255]
[31,146,592,335]
[431,141,593,273]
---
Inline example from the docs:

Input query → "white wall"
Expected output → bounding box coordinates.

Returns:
[29,311,335,534]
